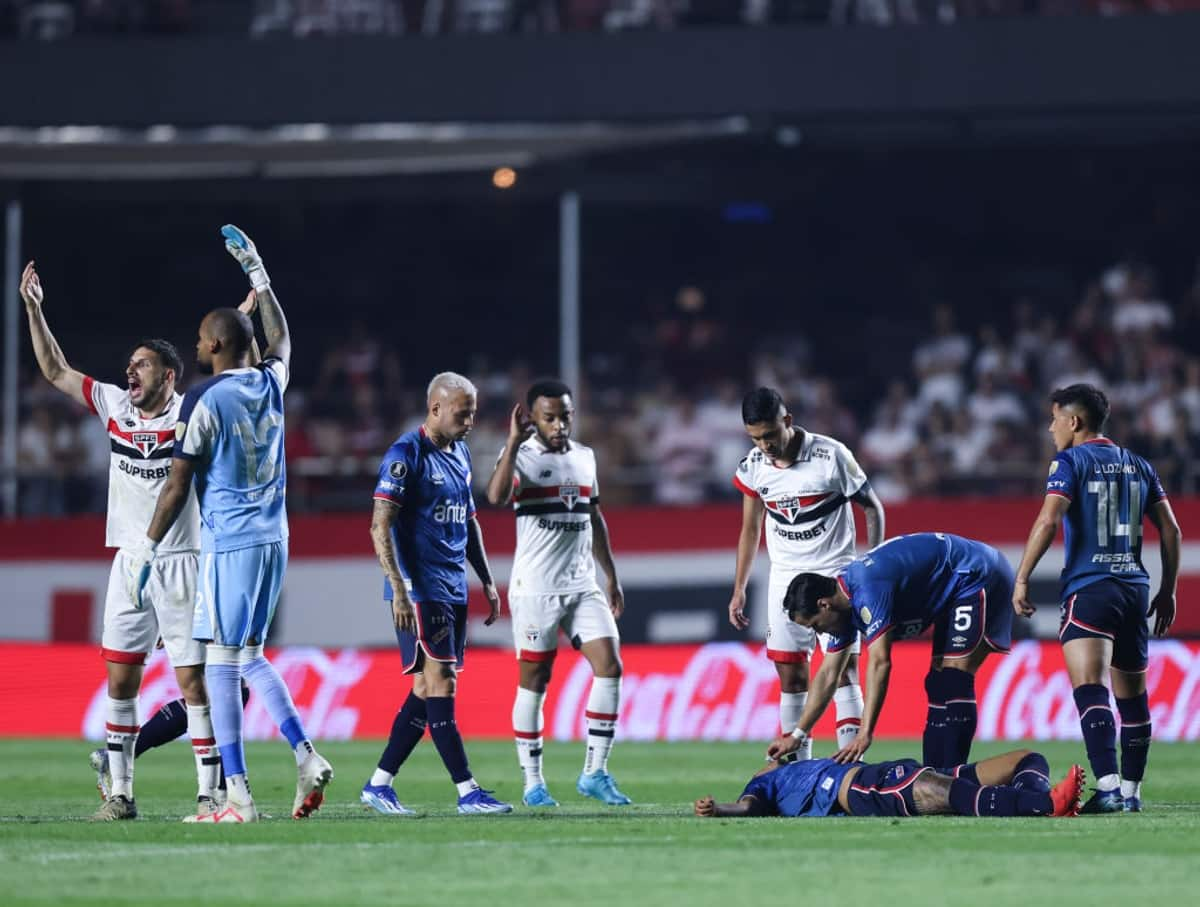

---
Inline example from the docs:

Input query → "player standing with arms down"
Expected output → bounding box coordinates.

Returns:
[359,372,511,816]
[728,388,885,757]
[486,380,630,807]
[20,261,220,821]
[130,225,332,823]
[1012,384,1181,813]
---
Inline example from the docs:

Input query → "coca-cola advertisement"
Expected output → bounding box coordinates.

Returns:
[3,639,1199,742]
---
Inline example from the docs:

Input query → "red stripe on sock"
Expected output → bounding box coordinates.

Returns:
[836,718,861,729]
[513,730,541,740]
[585,711,618,721]
[191,737,216,746]
[106,723,140,734]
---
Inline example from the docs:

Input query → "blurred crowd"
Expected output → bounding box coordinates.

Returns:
[5,0,1200,40]
[12,257,1200,515]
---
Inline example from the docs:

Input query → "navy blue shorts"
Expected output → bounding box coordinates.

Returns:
[932,558,1014,659]
[845,759,933,817]
[1059,579,1149,672]
[392,600,468,675]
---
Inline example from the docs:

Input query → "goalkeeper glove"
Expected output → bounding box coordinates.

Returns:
[125,536,159,610]
[221,223,270,292]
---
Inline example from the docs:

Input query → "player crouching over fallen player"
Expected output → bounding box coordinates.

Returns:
[693,749,1084,819]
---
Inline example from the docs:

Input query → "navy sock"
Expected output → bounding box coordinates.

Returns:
[378,692,428,775]
[950,763,980,784]
[1116,694,1152,784]
[426,696,472,784]
[922,670,949,768]
[1011,752,1052,793]
[1073,684,1118,779]
[134,698,186,757]
[949,779,1052,817]
[941,668,978,767]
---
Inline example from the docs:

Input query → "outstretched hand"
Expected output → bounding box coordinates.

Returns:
[19,261,43,307]
[1149,590,1176,637]
[832,732,872,764]
[693,796,716,817]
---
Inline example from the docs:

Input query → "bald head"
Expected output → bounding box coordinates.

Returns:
[202,308,255,358]
[424,371,478,446]
[427,371,477,407]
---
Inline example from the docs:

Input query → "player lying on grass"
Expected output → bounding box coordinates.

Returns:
[694,749,1084,819]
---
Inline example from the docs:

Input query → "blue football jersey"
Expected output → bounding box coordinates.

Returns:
[740,758,856,818]
[174,359,289,553]
[374,426,476,605]
[829,533,1005,651]
[1045,438,1165,600]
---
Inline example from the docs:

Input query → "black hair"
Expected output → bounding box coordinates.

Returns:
[783,573,838,620]
[132,338,184,382]
[526,378,573,410]
[1050,383,1110,433]
[206,308,254,358]
[741,387,785,425]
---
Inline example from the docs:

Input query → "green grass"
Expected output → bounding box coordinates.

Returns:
[1,739,1197,905]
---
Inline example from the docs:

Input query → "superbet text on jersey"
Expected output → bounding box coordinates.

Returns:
[506,437,600,596]
[82,376,200,553]
[732,431,867,577]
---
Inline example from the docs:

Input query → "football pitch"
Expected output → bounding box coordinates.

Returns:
[2,739,1197,906]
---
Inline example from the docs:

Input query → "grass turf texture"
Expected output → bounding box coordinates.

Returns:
[1,739,1196,905]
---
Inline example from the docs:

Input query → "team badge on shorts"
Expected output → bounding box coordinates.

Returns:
[524,626,541,644]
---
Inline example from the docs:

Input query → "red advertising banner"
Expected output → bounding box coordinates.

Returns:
[3,640,1198,742]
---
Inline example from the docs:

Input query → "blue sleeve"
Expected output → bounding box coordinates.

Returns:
[374,442,416,506]
[857,581,895,646]
[739,773,778,814]
[1143,458,1167,506]
[1045,452,1075,501]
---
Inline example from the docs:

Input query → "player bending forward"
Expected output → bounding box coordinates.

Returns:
[694,749,1084,819]
[729,388,885,757]
[486,380,630,807]
[130,225,332,823]
[21,261,219,822]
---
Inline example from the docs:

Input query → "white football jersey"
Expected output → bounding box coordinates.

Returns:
[507,438,600,596]
[733,431,867,577]
[83,376,201,554]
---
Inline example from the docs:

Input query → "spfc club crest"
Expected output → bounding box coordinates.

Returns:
[133,432,159,457]
[772,496,802,522]
[559,484,580,510]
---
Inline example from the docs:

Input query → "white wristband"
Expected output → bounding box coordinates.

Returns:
[790,727,809,743]
[246,264,271,292]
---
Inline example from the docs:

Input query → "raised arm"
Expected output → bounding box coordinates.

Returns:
[852,483,886,549]
[221,224,290,368]
[237,291,263,366]
[1146,499,1182,637]
[728,493,765,630]
[20,262,87,407]
[486,403,532,506]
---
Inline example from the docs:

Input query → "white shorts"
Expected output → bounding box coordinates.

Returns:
[509,589,619,661]
[766,571,861,663]
[102,549,205,668]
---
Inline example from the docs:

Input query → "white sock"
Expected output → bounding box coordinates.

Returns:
[105,696,139,799]
[456,778,480,797]
[1097,773,1121,792]
[779,692,813,759]
[369,768,395,788]
[513,686,546,792]
[226,773,253,803]
[833,685,864,750]
[186,703,219,799]
[583,676,620,776]
[1120,779,1142,799]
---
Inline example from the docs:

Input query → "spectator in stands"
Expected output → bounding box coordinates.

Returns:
[912,303,971,412]
[650,397,712,505]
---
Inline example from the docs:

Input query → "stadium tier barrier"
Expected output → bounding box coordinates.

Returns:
[3,499,1199,645]
[2,639,1198,742]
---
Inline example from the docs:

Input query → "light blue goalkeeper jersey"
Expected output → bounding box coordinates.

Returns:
[173,357,289,553]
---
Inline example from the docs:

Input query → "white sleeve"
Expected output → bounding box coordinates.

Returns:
[590,449,600,502]
[175,397,220,462]
[82,377,125,423]
[836,442,868,498]
[262,357,289,394]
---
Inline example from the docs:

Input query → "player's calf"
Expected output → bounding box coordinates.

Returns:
[1115,692,1151,810]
